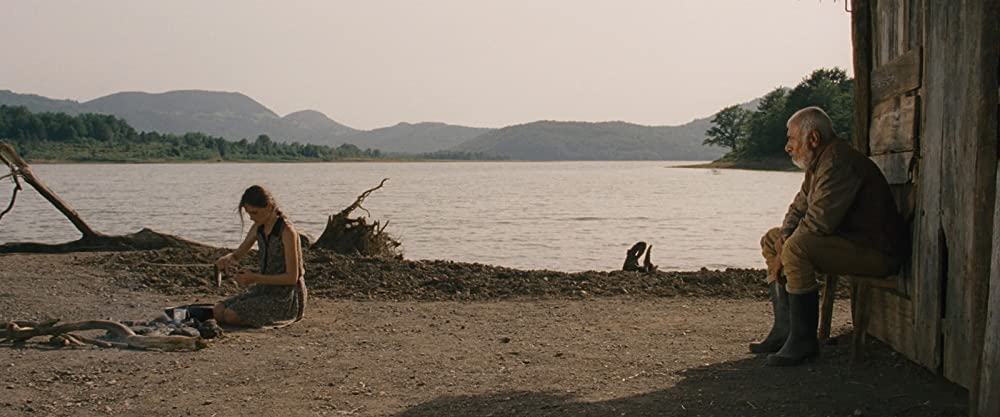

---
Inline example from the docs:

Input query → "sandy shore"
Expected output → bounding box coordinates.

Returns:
[0,251,968,417]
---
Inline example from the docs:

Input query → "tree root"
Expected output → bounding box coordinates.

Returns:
[312,178,401,257]
[623,241,657,273]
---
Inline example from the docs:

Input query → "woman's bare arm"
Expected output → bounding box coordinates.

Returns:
[232,225,259,260]
[217,225,258,270]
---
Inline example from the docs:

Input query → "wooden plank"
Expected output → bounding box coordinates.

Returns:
[866,288,918,361]
[818,275,838,345]
[870,151,914,185]
[907,0,943,374]
[875,0,904,66]
[926,0,999,391]
[903,0,922,52]
[978,165,1000,417]
[891,183,916,224]
[871,48,922,105]
[870,95,918,154]
[851,0,873,154]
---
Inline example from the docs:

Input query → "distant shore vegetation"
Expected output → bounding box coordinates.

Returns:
[0,106,504,163]
[700,68,854,170]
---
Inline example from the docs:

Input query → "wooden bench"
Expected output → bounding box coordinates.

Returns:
[818,273,901,362]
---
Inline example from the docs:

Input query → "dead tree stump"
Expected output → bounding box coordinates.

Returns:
[623,241,657,273]
[311,178,401,257]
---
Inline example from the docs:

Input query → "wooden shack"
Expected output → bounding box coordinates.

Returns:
[847,0,998,415]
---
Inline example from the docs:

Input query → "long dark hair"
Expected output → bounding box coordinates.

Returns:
[238,185,285,228]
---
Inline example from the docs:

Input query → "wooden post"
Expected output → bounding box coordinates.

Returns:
[0,142,102,238]
[818,274,838,345]
[979,165,1000,417]
[850,0,873,154]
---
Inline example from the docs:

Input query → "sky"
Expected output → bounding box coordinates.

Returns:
[0,0,853,130]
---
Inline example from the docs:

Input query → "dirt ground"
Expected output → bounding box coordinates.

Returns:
[0,252,968,417]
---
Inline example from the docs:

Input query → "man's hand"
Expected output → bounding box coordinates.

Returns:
[773,235,786,277]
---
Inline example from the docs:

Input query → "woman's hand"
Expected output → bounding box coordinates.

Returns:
[216,253,237,271]
[235,269,257,287]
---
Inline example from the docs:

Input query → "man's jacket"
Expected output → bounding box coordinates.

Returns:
[781,139,909,258]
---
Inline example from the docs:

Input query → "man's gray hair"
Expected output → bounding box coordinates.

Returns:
[787,106,836,142]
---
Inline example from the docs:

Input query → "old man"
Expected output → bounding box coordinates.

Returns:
[751,106,908,366]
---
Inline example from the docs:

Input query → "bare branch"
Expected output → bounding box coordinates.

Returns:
[335,177,388,218]
[0,169,22,223]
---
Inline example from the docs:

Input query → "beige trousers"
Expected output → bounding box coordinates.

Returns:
[760,227,900,294]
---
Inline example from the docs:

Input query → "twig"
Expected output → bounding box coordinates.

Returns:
[847,380,876,389]
[337,178,388,218]
[0,154,21,222]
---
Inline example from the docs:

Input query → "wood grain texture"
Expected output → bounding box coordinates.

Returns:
[870,95,918,154]
[870,151,914,185]
[851,0,873,153]
[871,48,922,105]
[979,165,1000,417]
[924,0,999,390]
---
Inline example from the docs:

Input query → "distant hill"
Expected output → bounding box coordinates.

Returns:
[0,89,762,160]
[339,122,492,154]
[451,119,725,161]
[0,89,358,146]
[0,90,83,114]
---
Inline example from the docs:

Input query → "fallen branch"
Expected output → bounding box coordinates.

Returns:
[0,140,212,254]
[0,150,21,222]
[3,319,207,352]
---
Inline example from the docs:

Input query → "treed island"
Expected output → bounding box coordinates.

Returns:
[696,68,855,170]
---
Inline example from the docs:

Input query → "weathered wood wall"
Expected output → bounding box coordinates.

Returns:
[856,0,930,367]
[859,0,1000,401]
[925,0,998,391]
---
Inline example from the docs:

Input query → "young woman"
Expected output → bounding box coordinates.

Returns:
[213,185,307,327]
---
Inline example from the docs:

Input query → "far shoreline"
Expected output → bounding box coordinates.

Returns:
[24,158,721,165]
[674,156,798,172]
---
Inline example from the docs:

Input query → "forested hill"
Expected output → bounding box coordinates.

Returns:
[0,106,497,162]
[451,119,726,161]
[0,90,359,147]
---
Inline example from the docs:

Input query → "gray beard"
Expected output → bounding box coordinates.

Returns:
[792,148,815,170]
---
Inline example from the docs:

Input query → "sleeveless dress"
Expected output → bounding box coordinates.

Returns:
[221,216,307,327]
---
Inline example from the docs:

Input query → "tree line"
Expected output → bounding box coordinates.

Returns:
[703,68,854,159]
[0,106,501,162]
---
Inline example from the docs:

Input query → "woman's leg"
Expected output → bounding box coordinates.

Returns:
[213,302,249,326]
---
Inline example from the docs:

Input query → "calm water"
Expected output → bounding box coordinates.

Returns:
[0,162,801,272]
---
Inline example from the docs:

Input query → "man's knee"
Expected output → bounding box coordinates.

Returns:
[761,227,782,251]
[782,230,827,271]
[213,302,226,322]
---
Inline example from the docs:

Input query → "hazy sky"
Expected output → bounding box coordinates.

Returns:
[1,1,852,130]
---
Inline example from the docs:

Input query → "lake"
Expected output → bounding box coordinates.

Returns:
[0,161,802,272]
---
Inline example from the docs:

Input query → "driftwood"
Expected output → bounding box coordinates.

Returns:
[2,319,207,351]
[623,241,657,273]
[312,178,401,257]
[0,141,211,253]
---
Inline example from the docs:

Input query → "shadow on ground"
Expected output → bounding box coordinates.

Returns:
[393,335,967,417]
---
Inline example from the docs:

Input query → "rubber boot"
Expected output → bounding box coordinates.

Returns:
[749,281,789,353]
[766,290,820,366]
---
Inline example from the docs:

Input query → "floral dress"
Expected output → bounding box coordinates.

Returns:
[221,216,307,327]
